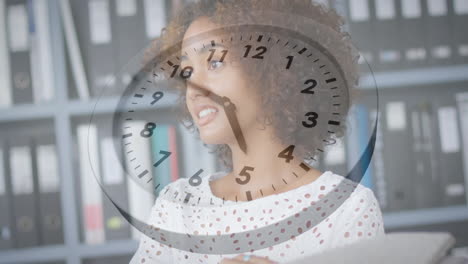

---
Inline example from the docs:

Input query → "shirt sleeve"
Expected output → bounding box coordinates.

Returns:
[130,187,174,264]
[329,187,385,249]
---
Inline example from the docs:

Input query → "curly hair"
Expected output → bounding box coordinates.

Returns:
[143,0,361,171]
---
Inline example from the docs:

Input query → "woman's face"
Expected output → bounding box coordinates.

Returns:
[181,17,264,146]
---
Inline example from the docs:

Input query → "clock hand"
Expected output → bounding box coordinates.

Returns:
[186,80,248,154]
[220,97,248,154]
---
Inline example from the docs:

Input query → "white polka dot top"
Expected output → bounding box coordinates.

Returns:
[130,170,385,264]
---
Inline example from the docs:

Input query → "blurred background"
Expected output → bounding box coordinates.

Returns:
[0,0,467,263]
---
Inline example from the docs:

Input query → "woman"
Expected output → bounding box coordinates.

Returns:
[130,0,384,263]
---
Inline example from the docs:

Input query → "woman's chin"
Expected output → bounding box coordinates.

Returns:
[198,126,232,145]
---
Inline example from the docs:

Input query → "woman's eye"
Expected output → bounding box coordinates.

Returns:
[180,66,193,80]
[208,60,224,70]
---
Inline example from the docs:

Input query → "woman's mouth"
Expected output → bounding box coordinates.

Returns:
[197,107,219,126]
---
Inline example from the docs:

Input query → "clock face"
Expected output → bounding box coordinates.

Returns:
[92,21,377,254]
[114,23,349,196]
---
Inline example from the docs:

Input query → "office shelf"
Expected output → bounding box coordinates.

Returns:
[0,93,179,123]
[383,205,468,230]
[0,240,138,264]
[79,240,139,259]
[67,92,178,116]
[0,103,56,122]
[359,64,468,90]
[0,244,67,264]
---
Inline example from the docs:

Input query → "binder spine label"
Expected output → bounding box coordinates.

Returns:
[7,4,29,52]
[37,144,60,193]
[88,0,111,44]
[143,0,166,38]
[0,0,12,107]
[116,0,137,17]
[349,0,370,21]
[375,0,395,20]
[10,146,33,195]
[454,0,468,14]
[402,0,422,18]
[101,137,124,185]
[406,48,427,61]
[386,101,407,131]
[427,0,448,16]
[459,45,468,57]
[437,106,461,153]
[432,46,452,59]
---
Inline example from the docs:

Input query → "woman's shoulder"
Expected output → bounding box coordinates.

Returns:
[312,170,368,191]
[320,171,380,208]
[323,172,385,245]
[326,171,375,192]
[326,171,384,225]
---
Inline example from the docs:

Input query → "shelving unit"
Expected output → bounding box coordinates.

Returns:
[1,0,467,263]
[1,58,467,263]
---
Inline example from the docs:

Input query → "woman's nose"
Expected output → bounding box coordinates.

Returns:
[186,78,211,101]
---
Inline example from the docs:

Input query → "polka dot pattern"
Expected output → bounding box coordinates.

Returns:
[129,171,385,263]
